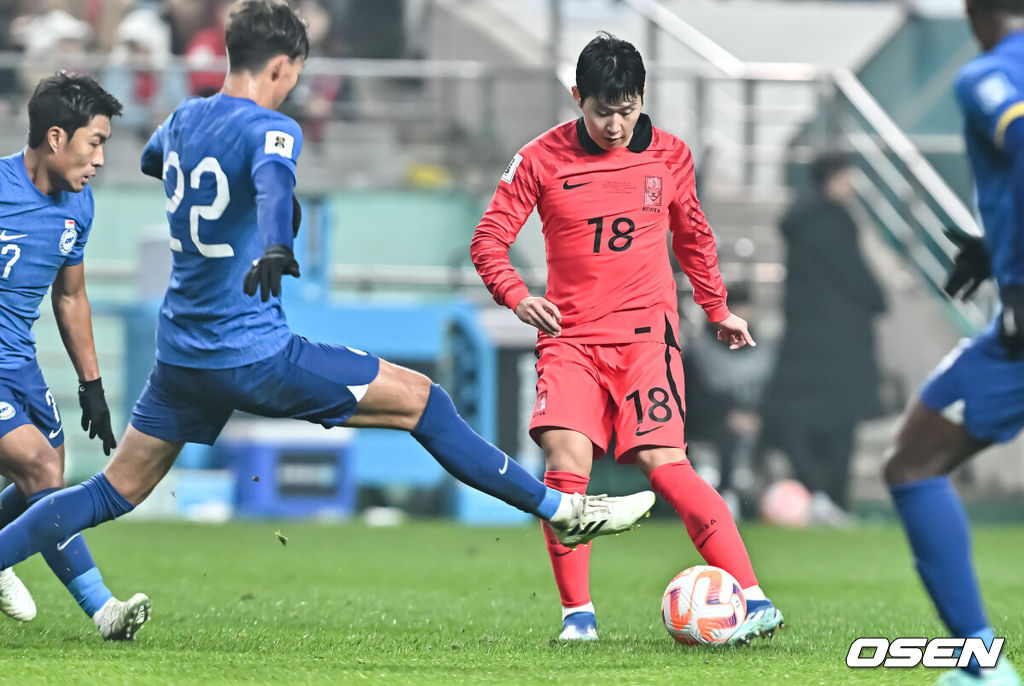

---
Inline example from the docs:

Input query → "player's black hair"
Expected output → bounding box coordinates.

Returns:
[225,0,310,73]
[27,72,123,149]
[575,32,646,105]
[810,152,851,192]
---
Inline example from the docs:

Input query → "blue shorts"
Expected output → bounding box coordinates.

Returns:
[130,335,381,445]
[0,361,64,448]
[920,322,1024,443]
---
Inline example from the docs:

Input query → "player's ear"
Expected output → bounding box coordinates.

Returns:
[266,54,290,83]
[45,126,66,154]
[571,86,582,109]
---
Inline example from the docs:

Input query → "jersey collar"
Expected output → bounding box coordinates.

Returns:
[575,113,653,155]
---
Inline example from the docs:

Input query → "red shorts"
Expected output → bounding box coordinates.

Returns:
[529,339,687,462]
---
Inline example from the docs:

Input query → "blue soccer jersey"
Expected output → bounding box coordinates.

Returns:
[0,151,93,370]
[954,30,1024,288]
[920,31,1024,442]
[141,94,302,369]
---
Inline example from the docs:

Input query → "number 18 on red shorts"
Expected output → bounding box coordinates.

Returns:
[529,339,687,462]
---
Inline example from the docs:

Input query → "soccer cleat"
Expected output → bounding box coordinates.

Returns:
[559,611,598,641]
[726,599,785,646]
[94,593,151,641]
[936,661,1022,686]
[549,491,656,547]
[0,567,36,622]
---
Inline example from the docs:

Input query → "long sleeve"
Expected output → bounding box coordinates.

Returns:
[470,151,541,311]
[668,152,730,323]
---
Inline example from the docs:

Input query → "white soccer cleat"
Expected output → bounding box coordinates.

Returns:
[549,491,656,547]
[94,593,151,641]
[0,567,36,622]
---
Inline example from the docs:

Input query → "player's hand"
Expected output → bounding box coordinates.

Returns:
[714,313,756,350]
[514,296,562,337]
[78,377,117,456]
[998,284,1024,359]
[943,227,990,301]
[243,244,301,302]
[292,195,301,237]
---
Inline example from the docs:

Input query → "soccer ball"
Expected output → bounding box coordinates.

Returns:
[760,478,811,528]
[661,565,746,645]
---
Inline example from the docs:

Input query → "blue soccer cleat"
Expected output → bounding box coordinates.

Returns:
[559,611,598,641]
[936,660,1022,686]
[726,598,785,646]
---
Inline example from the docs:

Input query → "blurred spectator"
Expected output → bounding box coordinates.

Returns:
[164,0,208,55]
[683,282,773,518]
[105,4,186,137]
[760,153,887,522]
[10,8,93,90]
[184,0,230,96]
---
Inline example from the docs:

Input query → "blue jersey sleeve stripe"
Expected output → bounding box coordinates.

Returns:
[995,101,1024,148]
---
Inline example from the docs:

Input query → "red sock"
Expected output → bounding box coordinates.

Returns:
[541,471,592,609]
[650,460,758,588]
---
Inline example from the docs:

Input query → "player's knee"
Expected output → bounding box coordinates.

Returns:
[12,449,64,492]
[882,443,941,486]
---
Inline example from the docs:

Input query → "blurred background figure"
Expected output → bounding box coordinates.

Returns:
[104,3,182,138]
[10,8,93,90]
[760,153,888,526]
[683,282,773,520]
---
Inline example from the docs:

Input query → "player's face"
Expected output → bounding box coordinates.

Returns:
[271,57,305,110]
[52,115,111,193]
[575,92,643,151]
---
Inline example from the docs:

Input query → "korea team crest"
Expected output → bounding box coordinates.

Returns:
[59,219,77,256]
[644,176,663,207]
[533,391,547,416]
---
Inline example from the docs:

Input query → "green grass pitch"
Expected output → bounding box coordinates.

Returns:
[0,520,1020,685]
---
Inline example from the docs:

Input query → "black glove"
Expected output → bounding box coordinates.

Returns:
[78,378,117,456]
[943,227,991,301]
[292,195,301,237]
[999,285,1024,358]
[243,244,300,302]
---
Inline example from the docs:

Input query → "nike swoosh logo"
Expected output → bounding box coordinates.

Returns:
[0,231,28,241]
[553,549,574,557]
[49,425,62,439]
[56,532,81,551]
[562,180,590,190]
[635,426,660,437]
[498,454,509,475]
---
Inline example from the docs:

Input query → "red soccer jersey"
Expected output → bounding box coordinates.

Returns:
[471,115,730,345]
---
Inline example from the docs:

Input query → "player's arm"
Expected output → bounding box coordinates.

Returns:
[668,153,754,349]
[140,116,170,179]
[995,100,1024,356]
[956,67,1024,354]
[471,150,561,336]
[243,122,303,301]
[51,262,116,455]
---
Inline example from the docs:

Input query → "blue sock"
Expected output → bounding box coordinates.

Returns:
[0,484,27,528]
[412,384,557,518]
[25,488,113,617]
[891,477,990,674]
[0,474,133,576]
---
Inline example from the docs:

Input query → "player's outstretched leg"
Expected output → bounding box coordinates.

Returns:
[0,428,149,635]
[347,361,655,540]
[642,454,784,645]
[885,402,1020,683]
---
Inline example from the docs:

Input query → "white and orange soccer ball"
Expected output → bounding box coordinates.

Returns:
[661,565,746,645]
